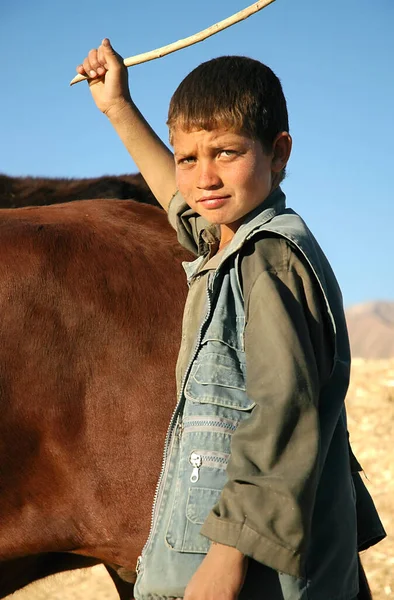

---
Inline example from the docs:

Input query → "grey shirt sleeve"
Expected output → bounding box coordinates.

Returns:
[167,190,211,255]
[201,235,333,578]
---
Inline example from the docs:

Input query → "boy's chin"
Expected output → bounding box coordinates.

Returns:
[202,212,248,227]
[194,208,238,224]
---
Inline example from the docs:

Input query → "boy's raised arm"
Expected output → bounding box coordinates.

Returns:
[77,38,176,212]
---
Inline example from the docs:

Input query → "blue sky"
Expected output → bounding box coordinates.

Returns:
[1,0,393,306]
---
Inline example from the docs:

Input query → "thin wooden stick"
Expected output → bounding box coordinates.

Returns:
[70,0,276,86]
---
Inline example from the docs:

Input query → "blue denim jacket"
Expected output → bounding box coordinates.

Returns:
[134,196,378,600]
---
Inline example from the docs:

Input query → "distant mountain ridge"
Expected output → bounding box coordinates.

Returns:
[345,301,394,359]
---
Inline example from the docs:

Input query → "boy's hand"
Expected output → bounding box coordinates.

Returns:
[183,543,247,600]
[76,38,132,119]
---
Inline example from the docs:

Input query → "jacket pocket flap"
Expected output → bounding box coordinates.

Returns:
[194,362,246,390]
[185,353,255,410]
[186,487,222,525]
[201,316,245,351]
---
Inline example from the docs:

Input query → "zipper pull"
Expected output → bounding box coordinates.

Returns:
[136,555,142,575]
[189,452,202,483]
[176,419,183,440]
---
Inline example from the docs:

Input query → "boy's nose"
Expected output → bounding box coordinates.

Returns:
[196,161,222,189]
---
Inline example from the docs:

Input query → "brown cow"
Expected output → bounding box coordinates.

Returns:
[0,198,191,598]
[0,172,159,208]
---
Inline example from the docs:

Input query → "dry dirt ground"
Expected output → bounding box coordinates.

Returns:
[6,359,393,599]
[346,358,394,598]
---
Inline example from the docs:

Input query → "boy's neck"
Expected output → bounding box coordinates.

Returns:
[219,221,242,250]
[218,226,235,251]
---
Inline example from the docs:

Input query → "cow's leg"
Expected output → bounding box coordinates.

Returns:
[105,564,135,600]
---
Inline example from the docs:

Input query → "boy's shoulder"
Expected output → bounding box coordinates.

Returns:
[237,199,330,295]
[240,231,306,281]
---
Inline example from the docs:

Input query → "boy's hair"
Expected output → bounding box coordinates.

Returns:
[167,56,289,183]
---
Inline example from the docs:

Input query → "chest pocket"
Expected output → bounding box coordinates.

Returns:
[165,314,255,555]
[184,314,255,412]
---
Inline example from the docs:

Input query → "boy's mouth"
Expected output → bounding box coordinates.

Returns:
[197,195,230,209]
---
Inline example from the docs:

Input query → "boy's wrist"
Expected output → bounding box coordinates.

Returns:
[105,98,136,124]
[183,543,247,599]
[208,541,246,564]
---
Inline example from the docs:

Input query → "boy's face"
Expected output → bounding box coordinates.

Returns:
[173,127,279,243]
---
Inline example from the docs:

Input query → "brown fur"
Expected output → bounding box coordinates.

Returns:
[0,173,159,208]
[0,199,191,598]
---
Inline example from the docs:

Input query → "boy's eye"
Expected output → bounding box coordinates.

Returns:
[177,157,196,166]
[219,149,236,157]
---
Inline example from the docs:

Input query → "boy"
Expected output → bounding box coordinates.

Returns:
[77,40,385,600]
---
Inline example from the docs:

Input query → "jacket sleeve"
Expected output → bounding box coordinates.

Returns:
[167,190,211,255]
[200,236,333,578]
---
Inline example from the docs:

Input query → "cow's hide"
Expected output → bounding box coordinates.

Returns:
[0,198,191,599]
[0,173,159,208]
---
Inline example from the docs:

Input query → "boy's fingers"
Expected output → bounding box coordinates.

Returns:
[97,44,109,72]
[76,39,123,78]
[88,48,102,75]
[82,56,95,78]
[101,38,123,69]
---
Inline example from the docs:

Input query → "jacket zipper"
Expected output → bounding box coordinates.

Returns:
[136,276,214,575]
[189,450,230,483]
[182,415,238,435]
[135,203,290,576]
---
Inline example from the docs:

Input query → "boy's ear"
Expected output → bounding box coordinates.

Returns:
[271,132,292,172]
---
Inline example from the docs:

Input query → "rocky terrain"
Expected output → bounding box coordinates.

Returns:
[347,357,394,598]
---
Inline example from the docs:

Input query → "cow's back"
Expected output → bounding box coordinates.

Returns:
[0,173,159,208]
[0,199,190,574]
